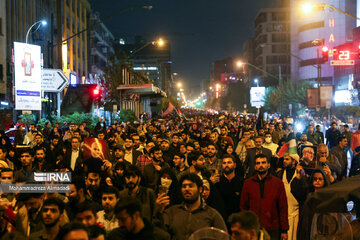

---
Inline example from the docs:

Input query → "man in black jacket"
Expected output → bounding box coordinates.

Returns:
[108,197,170,240]
[244,136,272,178]
[325,122,341,149]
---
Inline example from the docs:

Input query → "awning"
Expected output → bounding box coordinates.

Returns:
[117,84,167,98]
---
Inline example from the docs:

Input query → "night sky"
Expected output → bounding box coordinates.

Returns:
[88,0,273,94]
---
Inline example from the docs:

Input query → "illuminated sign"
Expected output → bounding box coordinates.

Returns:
[330,60,354,66]
[250,87,266,107]
[14,42,42,111]
[338,50,350,60]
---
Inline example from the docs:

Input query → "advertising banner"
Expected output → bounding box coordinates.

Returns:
[250,87,266,107]
[14,42,41,110]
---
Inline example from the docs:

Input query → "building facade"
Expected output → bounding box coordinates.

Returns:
[254,5,290,86]
[87,11,115,84]
[0,0,6,102]
[58,0,90,84]
[290,0,357,86]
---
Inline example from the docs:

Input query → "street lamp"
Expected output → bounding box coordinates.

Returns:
[254,78,259,87]
[26,19,47,44]
[301,3,360,20]
[177,82,182,88]
[130,38,166,57]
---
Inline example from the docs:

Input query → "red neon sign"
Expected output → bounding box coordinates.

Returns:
[338,50,350,60]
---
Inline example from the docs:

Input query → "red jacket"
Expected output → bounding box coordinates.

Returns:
[351,130,360,151]
[240,174,289,232]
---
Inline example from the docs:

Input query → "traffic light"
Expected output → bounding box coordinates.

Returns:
[321,46,329,62]
[92,86,102,104]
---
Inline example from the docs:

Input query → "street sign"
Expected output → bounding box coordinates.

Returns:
[330,60,354,66]
[42,69,69,92]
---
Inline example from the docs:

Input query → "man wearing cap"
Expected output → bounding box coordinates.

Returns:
[276,154,300,240]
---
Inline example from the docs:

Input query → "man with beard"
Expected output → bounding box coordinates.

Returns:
[179,151,211,180]
[29,198,64,240]
[15,149,36,182]
[119,165,156,222]
[276,154,300,240]
[49,135,62,161]
[160,139,173,167]
[34,147,53,172]
[85,171,102,205]
[143,146,170,190]
[16,193,44,236]
[106,133,117,150]
[241,154,289,240]
[112,146,125,164]
[123,136,142,165]
[66,176,98,220]
[136,141,155,174]
[96,186,119,231]
[108,197,170,240]
[215,154,243,220]
[244,136,272,178]
[24,124,37,145]
[325,122,341,149]
[205,143,222,184]
[158,173,227,240]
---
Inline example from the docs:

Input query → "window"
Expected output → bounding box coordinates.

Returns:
[272,44,289,53]
[272,33,288,42]
[72,0,75,12]
[272,12,288,21]
[267,23,287,32]
[66,0,70,6]
[298,21,324,33]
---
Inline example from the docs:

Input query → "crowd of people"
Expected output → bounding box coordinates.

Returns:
[0,111,359,240]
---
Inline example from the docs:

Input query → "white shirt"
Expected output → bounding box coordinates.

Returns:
[96,210,119,231]
[71,149,79,170]
[124,150,133,164]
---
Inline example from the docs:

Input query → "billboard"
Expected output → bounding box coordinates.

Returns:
[250,87,266,107]
[14,42,41,110]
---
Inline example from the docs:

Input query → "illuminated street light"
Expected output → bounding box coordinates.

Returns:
[236,61,244,68]
[301,3,360,21]
[26,19,47,44]
[177,82,182,88]
[254,78,259,87]
[302,3,314,14]
[215,83,221,90]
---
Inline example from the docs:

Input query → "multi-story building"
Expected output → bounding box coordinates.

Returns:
[58,0,90,84]
[87,11,115,83]
[254,3,290,86]
[213,57,234,83]
[0,0,6,103]
[5,0,60,111]
[290,0,357,87]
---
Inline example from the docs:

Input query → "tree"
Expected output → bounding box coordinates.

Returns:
[98,50,151,107]
[263,81,312,115]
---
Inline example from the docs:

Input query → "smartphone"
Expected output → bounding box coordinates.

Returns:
[158,185,169,195]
